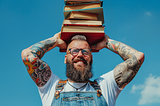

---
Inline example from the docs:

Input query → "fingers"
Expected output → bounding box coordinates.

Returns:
[53,32,67,49]
[57,38,67,49]
[54,32,61,38]
[104,34,110,39]
[91,34,109,50]
[91,44,98,50]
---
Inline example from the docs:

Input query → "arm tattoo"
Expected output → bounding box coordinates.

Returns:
[106,39,144,89]
[22,37,57,87]
[30,39,56,59]
[31,59,51,87]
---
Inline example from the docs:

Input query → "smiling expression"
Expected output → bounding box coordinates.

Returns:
[65,40,93,70]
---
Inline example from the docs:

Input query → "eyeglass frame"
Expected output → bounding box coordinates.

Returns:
[67,48,92,56]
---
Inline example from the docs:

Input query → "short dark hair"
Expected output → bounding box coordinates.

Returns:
[71,35,87,41]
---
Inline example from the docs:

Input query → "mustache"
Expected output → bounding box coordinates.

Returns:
[73,58,88,65]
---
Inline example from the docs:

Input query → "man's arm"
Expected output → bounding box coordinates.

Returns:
[91,35,144,89]
[21,32,66,87]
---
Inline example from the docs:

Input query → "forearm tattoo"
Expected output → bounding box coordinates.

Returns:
[106,39,144,89]
[22,38,56,87]
[30,39,56,59]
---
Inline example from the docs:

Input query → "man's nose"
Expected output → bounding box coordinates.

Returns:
[77,50,83,57]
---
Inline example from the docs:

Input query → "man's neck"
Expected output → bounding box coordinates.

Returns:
[68,78,89,83]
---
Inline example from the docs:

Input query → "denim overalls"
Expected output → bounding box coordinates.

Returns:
[51,80,108,106]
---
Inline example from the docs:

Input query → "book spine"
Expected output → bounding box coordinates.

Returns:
[63,24,102,27]
[64,3,101,11]
[64,0,100,2]
[65,1,101,6]
[63,7,103,12]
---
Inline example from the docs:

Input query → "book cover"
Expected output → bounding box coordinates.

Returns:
[61,25,104,32]
[64,7,104,24]
[66,11,98,20]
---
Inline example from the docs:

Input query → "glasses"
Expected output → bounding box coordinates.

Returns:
[68,48,91,56]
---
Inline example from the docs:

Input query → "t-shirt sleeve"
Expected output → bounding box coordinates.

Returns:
[95,70,122,106]
[38,72,60,106]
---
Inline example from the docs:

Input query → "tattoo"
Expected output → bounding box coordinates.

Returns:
[107,41,120,53]
[44,39,56,50]
[31,59,51,87]
[114,62,139,89]
[23,57,38,74]
[22,37,56,87]
[107,39,144,89]
[119,45,137,60]
[30,39,56,59]
[30,42,45,59]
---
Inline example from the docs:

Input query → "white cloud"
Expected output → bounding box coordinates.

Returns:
[130,84,144,93]
[130,74,160,105]
[145,12,152,16]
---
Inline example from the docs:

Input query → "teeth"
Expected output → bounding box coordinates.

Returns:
[77,61,84,63]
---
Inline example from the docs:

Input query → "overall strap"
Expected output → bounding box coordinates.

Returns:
[55,79,68,91]
[56,79,101,91]
[89,80,102,97]
[56,79,67,91]
[54,79,102,99]
[54,79,67,99]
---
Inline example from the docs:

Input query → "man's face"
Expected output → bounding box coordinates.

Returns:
[64,40,93,82]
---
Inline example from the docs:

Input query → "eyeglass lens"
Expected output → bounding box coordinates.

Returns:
[70,48,90,56]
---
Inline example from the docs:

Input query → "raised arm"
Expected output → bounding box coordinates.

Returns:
[21,32,66,87]
[91,35,144,89]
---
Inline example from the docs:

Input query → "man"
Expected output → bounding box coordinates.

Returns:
[21,32,144,106]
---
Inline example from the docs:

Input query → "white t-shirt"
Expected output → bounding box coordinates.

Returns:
[38,70,122,106]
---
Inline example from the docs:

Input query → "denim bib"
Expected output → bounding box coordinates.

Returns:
[51,80,108,106]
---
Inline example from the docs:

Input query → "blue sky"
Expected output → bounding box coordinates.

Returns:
[0,0,160,106]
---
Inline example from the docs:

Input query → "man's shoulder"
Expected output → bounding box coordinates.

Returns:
[95,70,114,83]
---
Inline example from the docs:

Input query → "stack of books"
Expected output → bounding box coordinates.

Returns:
[60,0,105,52]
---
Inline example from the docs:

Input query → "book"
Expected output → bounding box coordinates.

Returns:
[64,3,101,11]
[63,19,102,26]
[62,26,104,32]
[66,11,98,20]
[64,0,100,2]
[60,26,104,52]
[65,1,102,6]
[64,7,104,24]
[61,0,104,52]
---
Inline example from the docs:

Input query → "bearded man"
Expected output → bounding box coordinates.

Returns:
[21,32,144,106]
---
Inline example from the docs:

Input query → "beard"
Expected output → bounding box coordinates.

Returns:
[66,58,93,83]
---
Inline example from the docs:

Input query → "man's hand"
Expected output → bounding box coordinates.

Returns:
[91,34,110,50]
[54,32,67,50]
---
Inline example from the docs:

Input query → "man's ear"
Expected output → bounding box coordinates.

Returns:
[64,55,67,64]
[91,54,93,63]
